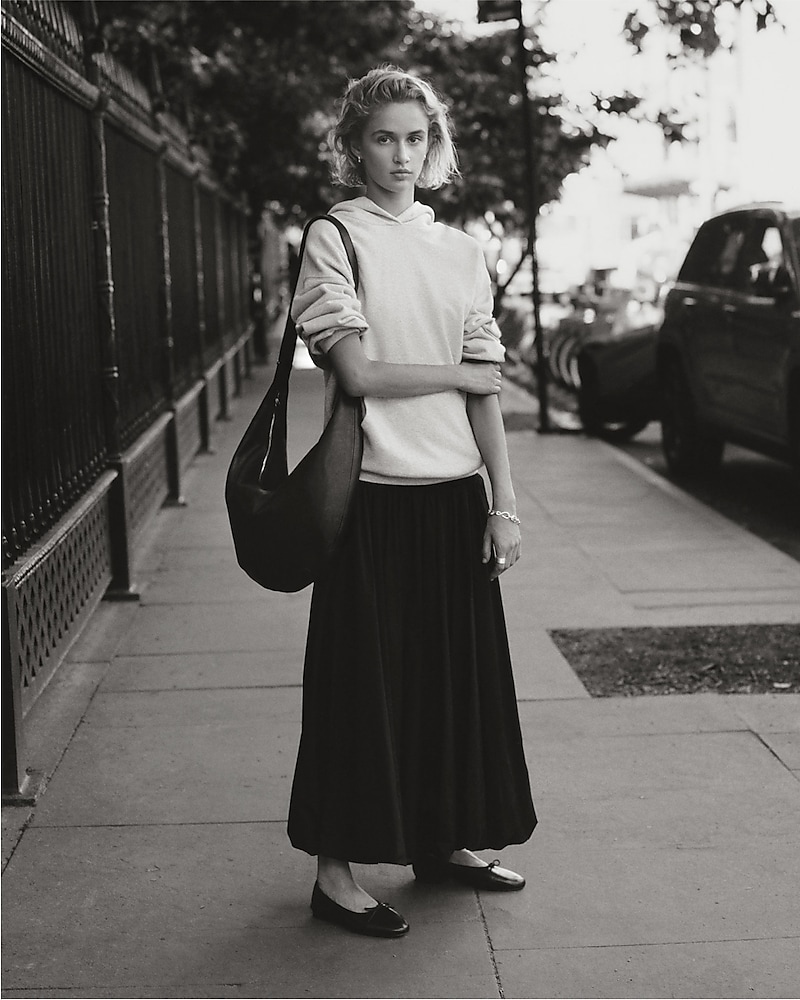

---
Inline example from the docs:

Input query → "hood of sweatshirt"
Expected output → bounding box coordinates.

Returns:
[331,196,435,228]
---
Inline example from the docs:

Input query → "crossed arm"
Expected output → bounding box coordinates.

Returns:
[327,334,521,579]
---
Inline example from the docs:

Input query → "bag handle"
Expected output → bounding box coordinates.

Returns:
[258,215,359,487]
[275,214,359,377]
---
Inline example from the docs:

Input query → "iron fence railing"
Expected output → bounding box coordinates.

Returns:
[2,51,105,564]
[166,163,202,395]
[2,0,252,567]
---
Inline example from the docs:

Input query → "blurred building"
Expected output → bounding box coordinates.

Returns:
[535,0,800,295]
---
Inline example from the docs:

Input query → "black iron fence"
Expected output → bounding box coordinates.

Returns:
[2,0,255,799]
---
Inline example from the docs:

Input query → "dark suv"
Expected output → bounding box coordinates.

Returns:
[657,204,800,473]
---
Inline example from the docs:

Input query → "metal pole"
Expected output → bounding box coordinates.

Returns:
[515,4,551,432]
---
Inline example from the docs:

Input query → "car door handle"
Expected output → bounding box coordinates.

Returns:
[722,303,737,314]
[684,297,697,307]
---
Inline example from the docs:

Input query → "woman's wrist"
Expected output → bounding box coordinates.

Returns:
[491,492,516,515]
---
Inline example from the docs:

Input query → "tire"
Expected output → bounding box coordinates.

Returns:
[789,382,800,473]
[577,366,603,437]
[660,359,724,475]
[579,364,649,442]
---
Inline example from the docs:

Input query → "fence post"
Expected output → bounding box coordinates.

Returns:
[215,193,231,421]
[2,588,25,800]
[82,6,138,601]
[192,164,213,452]
[150,49,185,507]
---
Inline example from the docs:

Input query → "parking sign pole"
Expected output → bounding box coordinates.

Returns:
[478,0,550,432]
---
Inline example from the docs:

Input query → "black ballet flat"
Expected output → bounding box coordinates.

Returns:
[310,882,410,938]
[412,857,525,892]
[449,859,526,892]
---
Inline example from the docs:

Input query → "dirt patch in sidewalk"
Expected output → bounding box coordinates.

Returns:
[549,625,800,696]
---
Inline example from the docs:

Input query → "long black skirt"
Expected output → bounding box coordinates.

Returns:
[287,473,537,865]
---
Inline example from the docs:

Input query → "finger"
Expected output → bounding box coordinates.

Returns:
[482,530,492,564]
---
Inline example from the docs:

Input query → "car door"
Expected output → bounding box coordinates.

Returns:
[723,213,800,442]
[676,215,747,423]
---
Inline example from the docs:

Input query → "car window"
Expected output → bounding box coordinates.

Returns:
[678,217,749,288]
[740,221,791,298]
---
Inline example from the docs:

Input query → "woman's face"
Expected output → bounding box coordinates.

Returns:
[354,101,430,207]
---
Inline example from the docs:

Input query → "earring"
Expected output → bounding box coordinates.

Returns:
[355,153,362,163]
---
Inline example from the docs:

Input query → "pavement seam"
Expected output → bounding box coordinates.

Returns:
[748,729,800,779]
[100,684,303,693]
[28,819,290,829]
[492,932,800,951]
[475,890,505,999]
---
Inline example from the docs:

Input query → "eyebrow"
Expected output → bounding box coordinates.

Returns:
[370,128,428,138]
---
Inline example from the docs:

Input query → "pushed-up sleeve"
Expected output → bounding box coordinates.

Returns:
[291,220,368,366]
[462,246,505,364]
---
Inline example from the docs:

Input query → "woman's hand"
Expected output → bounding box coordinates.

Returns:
[482,514,521,581]
[458,362,502,396]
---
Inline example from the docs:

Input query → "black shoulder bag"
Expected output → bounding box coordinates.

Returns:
[225,215,363,592]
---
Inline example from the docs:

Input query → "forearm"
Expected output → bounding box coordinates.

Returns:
[345,359,461,399]
[327,336,494,399]
[466,393,516,511]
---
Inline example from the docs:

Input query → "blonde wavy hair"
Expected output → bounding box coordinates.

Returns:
[329,66,459,190]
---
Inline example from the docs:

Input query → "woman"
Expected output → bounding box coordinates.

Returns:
[289,66,536,939]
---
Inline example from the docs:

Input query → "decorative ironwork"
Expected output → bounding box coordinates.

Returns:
[175,386,203,474]
[124,417,171,545]
[9,475,114,715]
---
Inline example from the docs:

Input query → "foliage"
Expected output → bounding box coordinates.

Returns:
[96,1,413,220]
[398,10,604,228]
[96,1,603,227]
[624,0,780,59]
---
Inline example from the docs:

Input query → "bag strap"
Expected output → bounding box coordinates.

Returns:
[275,214,359,376]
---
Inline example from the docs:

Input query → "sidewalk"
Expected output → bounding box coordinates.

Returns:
[3,366,799,999]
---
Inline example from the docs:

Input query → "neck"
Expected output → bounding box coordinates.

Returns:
[364,182,414,217]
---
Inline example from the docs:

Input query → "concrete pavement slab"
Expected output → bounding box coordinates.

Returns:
[82,686,301,728]
[495,936,800,999]
[724,694,800,733]
[526,733,800,850]
[31,716,298,827]
[598,547,800,594]
[115,602,309,656]
[2,989,262,998]
[759,733,800,770]
[100,652,303,692]
[523,730,800,849]
[2,824,496,998]
[517,693,744,736]
[478,840,800,951]
[507,627,589,700]
[149,508,238,551]
[140,566,274,604]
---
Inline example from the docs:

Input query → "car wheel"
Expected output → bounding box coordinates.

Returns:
[579,365,650,442]
[577,366,604,437]
[660,359,724,475]
[789,381,800,472]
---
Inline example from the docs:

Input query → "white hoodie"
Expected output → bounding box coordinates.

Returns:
[291,196,505,485]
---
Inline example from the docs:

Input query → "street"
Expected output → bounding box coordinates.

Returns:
[613,423,800,563]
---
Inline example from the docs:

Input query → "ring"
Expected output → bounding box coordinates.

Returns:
[496,557,507,564]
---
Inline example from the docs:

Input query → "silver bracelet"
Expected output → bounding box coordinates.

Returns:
[488,509,521,525]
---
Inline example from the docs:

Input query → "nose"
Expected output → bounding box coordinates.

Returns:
[394,143,411,164]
